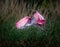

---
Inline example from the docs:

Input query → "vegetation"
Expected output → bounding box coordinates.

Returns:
[0,0,60,47]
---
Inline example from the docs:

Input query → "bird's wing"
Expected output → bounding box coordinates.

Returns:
[16,16,31,29]
[33,11,46,25]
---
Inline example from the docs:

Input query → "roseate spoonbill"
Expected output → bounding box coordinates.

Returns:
[16,11,46,29]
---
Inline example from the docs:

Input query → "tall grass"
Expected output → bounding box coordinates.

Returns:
[0,0,60,47]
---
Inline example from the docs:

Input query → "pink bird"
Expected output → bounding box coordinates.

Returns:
[16,11,46,29]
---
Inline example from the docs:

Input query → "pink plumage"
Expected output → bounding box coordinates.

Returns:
[33,11,46,25]
[16,16,31,29]
[15,11,46,29]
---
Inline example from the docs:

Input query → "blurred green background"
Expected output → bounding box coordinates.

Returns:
[0,0,60,47]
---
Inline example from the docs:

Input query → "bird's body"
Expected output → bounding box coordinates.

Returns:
[16,11,46,30]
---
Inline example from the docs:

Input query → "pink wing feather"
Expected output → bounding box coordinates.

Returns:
[33,11,46,25]
[16,16,31,29]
